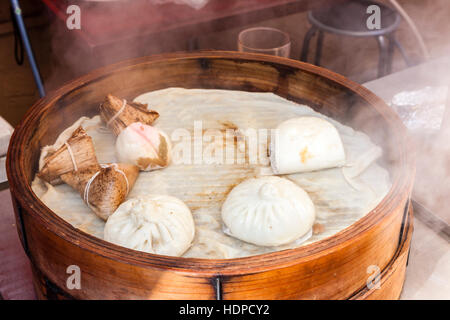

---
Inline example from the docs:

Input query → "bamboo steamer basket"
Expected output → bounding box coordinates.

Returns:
[7,51,415,300]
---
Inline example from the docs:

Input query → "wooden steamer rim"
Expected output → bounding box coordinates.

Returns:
[7,51,415,299]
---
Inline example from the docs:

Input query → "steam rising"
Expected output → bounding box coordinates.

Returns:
[45,1,450,231]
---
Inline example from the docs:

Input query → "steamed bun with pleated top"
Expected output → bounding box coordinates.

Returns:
[104,195,195,257]
[221,176,315,246]
[270,116,346,174]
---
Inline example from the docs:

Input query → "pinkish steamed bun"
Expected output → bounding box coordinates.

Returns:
[115,122,171,171]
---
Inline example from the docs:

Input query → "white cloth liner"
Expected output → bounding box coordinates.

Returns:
[32,88,391,259]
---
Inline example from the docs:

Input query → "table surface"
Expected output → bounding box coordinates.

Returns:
[1,57,449,300]
[363,57,450,103]
[364,56,450,227]
[364,57,450,299]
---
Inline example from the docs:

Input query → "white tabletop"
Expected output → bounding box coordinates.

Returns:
[364,58,450,299]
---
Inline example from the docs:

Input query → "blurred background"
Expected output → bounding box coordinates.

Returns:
[1,0,449,126]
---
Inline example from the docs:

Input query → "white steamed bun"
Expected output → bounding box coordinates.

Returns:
[270,116,346,174]
[104,195,195,256]
[221,176,315,246]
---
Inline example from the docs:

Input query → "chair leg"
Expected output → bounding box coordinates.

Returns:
[300,26,317,62]
[392,37,413,67]
[315,31,324,66]
[376,35,389,78]
[386,35,395,74]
